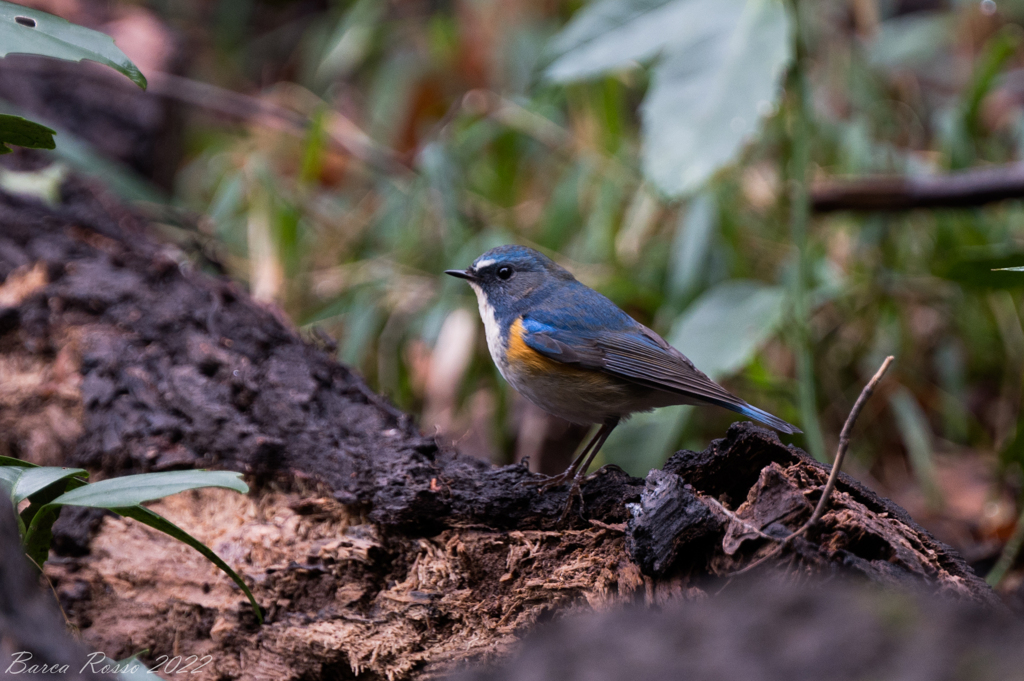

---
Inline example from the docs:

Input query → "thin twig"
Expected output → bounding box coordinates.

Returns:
[728,356,894,576]
[807,355,894,527]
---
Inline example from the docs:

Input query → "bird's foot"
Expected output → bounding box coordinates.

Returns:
[517,470,573,492]
[516,470,587,522]
[557,476,587,524]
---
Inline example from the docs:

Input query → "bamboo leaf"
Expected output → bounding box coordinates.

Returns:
[48,470,248,507]
[12,466,87,505]
[115,505,262,623]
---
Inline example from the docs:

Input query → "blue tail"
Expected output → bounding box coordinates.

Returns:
[734,403,802,435]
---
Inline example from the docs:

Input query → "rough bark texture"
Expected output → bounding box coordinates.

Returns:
[0,177,1003,679]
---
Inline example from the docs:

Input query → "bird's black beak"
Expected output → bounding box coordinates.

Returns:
[445,269,476,281]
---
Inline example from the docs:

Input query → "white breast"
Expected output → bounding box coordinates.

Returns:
[468,283,508,379]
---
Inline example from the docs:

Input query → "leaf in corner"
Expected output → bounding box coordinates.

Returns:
[0,114,55,154]
[0,0,146,89]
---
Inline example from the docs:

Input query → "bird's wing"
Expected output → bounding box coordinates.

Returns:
[520,314,800,434]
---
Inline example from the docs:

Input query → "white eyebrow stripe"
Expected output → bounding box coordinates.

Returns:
[474,258,496,269]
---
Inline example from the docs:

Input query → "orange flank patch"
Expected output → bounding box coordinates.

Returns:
[506,318,595,380]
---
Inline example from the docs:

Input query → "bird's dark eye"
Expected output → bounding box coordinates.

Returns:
[497,266,514,281]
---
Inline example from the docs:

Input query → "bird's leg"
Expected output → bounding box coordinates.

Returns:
[558,417,619,522]
[520,423,604,490]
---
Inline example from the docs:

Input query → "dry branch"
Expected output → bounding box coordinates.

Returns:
[811,164,1024,212]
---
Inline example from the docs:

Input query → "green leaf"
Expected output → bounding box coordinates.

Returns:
[20,473,87,536]
[545,0,792,197]
[22,470,248,560]
[0,0,146,88]
[19,469,261,622]
[48,470,248,508]
[0,113,55,153]
[0,462,84,554]
[0,456,36,467]
[22,503,61,565]
[0,466,23,499]
[115,505,262,624]
[545,0,732,82]
[640,0,792,196]
[0,460,38,514]
[889,388,943,509]
[12,466,87,505]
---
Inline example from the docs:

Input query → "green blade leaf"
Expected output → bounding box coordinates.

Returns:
[0,466,24,500]
[12,466,87,505]
[49,470,248,508]
[0,0,146,89]
[0,456,36,467]
[667,191,717,304]
[641,0,792,196]
[0,113,55,153]
[21,469,259,623]
[22,503,61,566]
[116,505,262,623]
[20,474,87,534]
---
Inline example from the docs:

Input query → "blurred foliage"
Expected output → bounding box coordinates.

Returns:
[37,0,1024,573]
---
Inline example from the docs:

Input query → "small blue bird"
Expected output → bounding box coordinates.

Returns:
[446,245,800,495]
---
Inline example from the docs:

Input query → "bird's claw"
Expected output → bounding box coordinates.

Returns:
[516,471,572,492]
[557,478,587,524]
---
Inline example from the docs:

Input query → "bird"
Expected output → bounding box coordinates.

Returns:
[446,245,800,505]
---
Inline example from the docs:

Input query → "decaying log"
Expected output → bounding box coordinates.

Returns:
[0,177,1002,680]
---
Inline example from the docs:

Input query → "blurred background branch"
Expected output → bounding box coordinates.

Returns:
[812,163,1024,212]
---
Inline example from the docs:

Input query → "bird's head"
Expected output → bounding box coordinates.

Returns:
[446,245,573,310]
